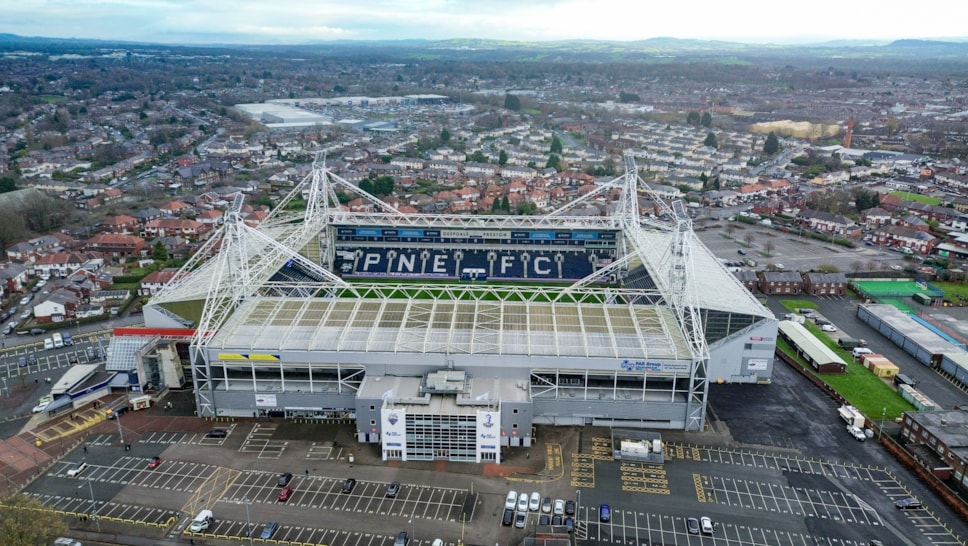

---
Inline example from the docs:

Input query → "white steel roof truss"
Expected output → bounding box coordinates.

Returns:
[471,300,501,354]
[365,298,392,352]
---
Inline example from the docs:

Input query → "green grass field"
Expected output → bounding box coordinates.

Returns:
[779,299,915,419]
[889,191,940,205]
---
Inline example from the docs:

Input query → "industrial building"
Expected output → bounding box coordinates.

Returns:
[108,153,777,463]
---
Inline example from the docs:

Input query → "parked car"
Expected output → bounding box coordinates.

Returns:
[552,515,562,526]
[737,248,746,255]
[847,425,866,441]
[18,356,26,367]
[502,508,514,526]
[189,509,214,532]
[386,481,401,498]
[700,516,714,534]
[541,496,552,513]
[821,324,837,332]
[29,327,45,335]
[553,499,564,516]
[277,472,293,486]
[894,497,923,510]
[341,478,357,493]
[147,456,162,469]
[205,429,227,438]
[259,521,279,539]
[514,512,527,528]
[394,531,409,546]
[538,514,550,526]
[505,491,518,510]
[565,500,575,515]
[517,493,529,512]
[529,491,541,511]
[564,516,574,533]
[599,504,610,522]
[277,485,293,502]
[66,461,88,477]
[68,354,78,364]
[685,517,700,534]
[52,538,82,546]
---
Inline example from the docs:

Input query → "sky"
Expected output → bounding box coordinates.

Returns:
[3,0,967,46]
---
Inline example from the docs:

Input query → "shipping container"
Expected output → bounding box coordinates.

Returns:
[894,373,915,387]
[898,384,939,411]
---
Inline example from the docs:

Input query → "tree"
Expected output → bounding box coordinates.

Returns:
[744,233,755,247]
[373,175,395,196]
[764,240,774,257]
[467,150,487,163]
[550,135,563,154]
[546,154,561,170]
[763,131,779,154]
[703,132,718,149]
[498,150,508,166]
[358,179,374,195]
[504,94,521,111]
[440,128,450,144]
[151,240,169,261]
[686,111,701,126]
[501,195,510,211]
[0,495,68,545]
[700,112,712,127]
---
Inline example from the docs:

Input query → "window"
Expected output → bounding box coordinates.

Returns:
[370,405,375,411]
[512,423,518,429]
[370,419,376,425]
[512,409,518,414]
[744,343,752,350]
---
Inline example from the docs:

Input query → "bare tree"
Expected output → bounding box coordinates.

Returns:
[764,240,774,257]
[744,233,755,247]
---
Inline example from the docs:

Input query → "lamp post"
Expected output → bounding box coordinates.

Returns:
[410,518,415,544]
[576,489,581,529]
[78,479,100,532]
[244,499,253,546]
[106,409,124,445]
[879,407,886,440]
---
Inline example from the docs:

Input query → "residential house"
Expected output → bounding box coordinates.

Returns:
[143,218,208,239]
[99,214,141,234]
[138,267,178,296]
[797,210,857,236]
[860,207,893,229]
[757,271,803,295]
[732,270,759,293]
[196,209,224,227]
[31,252,98,279]
[32,288,80,323]
[801,272,849,296]
[871,225,938,255]
[0,262,28,293]
[84,233,147,258]
[160,200,193,217]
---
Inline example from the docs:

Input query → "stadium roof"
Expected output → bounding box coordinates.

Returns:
[208,290,694,361]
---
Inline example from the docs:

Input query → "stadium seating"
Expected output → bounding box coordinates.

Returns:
[336,246,612,281]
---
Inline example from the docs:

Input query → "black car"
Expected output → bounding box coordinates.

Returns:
[277,472,293,486]
[30,328,45,336]
[206,429,228,438]
[686,517,700,534]
[538,514,550,526]
[564,500,575,515]
[894,497,923,510]
[551,515,562,526]
[107,406,129,419]
[68,354,78,364]
[385,480,400,498]
[28,354,37,365]
[502,508,514,526]
[341,478,356,493]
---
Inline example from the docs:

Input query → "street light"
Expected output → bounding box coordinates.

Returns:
[576,489,581,530]
[244,499,253,546]
[106,408,124,445]
[78,479,100,532]
[410,518,415,544]
[879,407,887,440]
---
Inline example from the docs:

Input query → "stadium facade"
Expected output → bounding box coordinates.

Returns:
[112,154,777,463]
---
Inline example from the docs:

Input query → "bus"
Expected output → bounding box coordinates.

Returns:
[52,332,64,349]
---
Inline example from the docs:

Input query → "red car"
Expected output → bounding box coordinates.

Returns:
[147,456,162,469]
[278,485,293,502]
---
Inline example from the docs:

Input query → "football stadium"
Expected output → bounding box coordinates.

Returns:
[116,153,777,463]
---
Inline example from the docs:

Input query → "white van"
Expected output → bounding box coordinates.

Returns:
[852,347,873,358]
[44,337,55,350]
[52,332,64,349]
[189,509,213,532]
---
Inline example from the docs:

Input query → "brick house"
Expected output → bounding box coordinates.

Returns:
[757,271,803,295]
[138,268,179,296]
[84,233,147,258]
[801,272,849,296]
